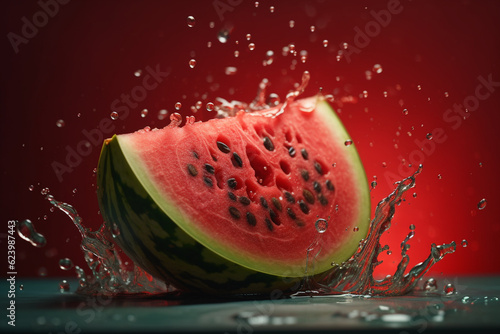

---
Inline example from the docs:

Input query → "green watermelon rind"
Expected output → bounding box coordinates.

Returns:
[97,98,370,294]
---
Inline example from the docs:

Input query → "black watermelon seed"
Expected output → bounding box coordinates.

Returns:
[228,178,238,189]
[298,200,310,214]
[271,197,282,211]
[318,194,328,206]
[239,196,251,206]
[246,212,257,226]
[287,207,297,220]
[288,146,296,157]
[263,136,274,151]
[295,219,306,227]
[211,155,217,161]
[284,191,295,203]
[193,151,199,159]
[301,169,310,181]
[187,164,198,176]
[303,189,315,205]
[269,209,280,225]
[301,148,309,160]
[260,196,269,208]
[217,141,231,153]
[265,218,274,231]
[326,179,335,191]
[228,192,237,201]
[229,206,241,219]
[313,181,322,193]
[204,163,215,174]
[203,176,214,188]
[314,161,323,175]
[232,152,243,167]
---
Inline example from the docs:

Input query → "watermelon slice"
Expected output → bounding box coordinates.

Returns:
[97,96,370,294]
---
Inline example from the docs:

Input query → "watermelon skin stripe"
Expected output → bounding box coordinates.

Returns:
[98,137,302,295]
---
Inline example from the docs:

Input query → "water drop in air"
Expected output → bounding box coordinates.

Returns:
[289,20,295,28]
[157,109,168,120]
[234,50,240,57]
[322,39,328,47]
[41,187,50,195]
[189,59,196,68]
[344,139,353,146]
[110,111,119,120]
[140,109,148,118]
[29,184,34,191]
[56,119,65,128]
[478,198,487,210]
[218,29,230,43]
[246,33,251,40]
[402,109,409,116]
[310,25,315,32]
[426,133,433,140]
[315,219,328,233]
[59,280,70,292]
[254,1,259,8]
[248,43,255,51]
[134,69,142,77]
[373,64,383,73]
[59,258,74,270]
[206,102,215,111]
[424,278,438,292]
[269,6,275,13]
[444,283,456,295]
[461,239,468,248]
[17,219,47,248]
[187,16,195,28]
[175,102,182,110]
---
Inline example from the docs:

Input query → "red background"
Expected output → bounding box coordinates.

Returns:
[2,0,500,280]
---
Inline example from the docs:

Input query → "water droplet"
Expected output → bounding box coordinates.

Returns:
[218,29,230,43]
[175,102,182,110]
[246,33,251,40]
[478,198,487,210]
[19,284,24,290]
[444,91,449,98]
[315,219,328,233]
[310,25,315,32]
[383,91,388,98]
[207,41,212,48]
[59,280,70,292]
[289,20,295,28]
[444,283,456,295]
[139,108,148,118]
[362,90,368,98]
[413,192,417,198]
[409,224,415,230]
[269,6,275,13]
[248,43,255,51]
[461,239,468,248]
[371,181,377,189]
[344,139,353,146]
[267,93,280,106]
[437,174,442,179]
[110,111,119,120]
[56,119,65,128]
[234,50,240,57]
[41,187,50,195]
[426,133,433,140]
[195,101,202,110]
[402,108,409,116]
[254,1,259,8]
[353,226,359,232]
[29,184,34,191]
[189,59,196,68]
[17,219,47,248]
[322,39,328,47]
[72,188,77,194]
[59,258,74,270]
[206,102,215,111]
[157,109,168,120]
[372,64,383,74]
[417,84,422,91]
[134,69,142,77]
[186,15,195,28]
[424,278,438,292]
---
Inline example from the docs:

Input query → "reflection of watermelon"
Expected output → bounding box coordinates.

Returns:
[97,96,370,294]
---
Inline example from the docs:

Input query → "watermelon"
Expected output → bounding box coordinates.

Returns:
[97,96,370,295]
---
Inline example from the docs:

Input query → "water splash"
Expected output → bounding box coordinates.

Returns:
[45,195,169,295]
[293,166,456,297]
[16,219,47,248]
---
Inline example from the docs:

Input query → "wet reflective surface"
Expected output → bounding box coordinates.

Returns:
[2,276,499,333]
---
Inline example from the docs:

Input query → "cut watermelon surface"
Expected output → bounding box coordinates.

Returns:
[97,96,370,294]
